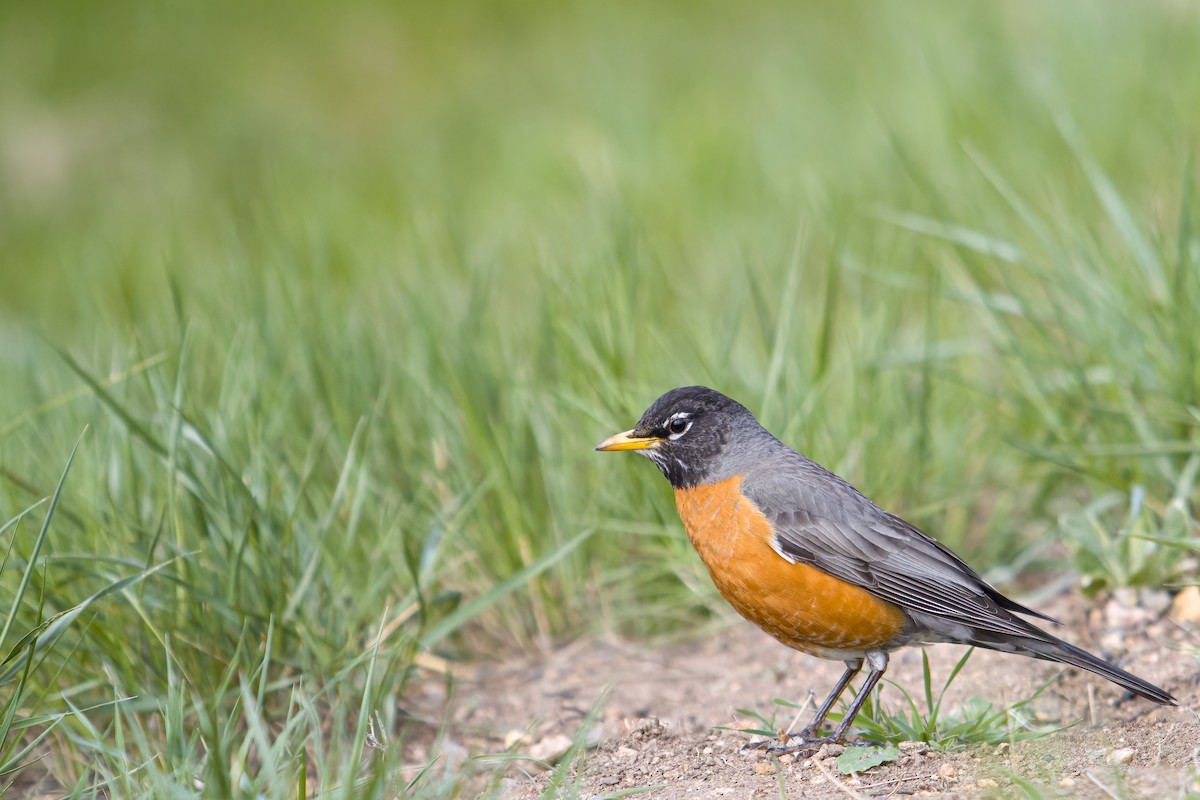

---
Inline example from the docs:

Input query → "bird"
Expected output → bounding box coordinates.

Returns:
[595,386,1175,752]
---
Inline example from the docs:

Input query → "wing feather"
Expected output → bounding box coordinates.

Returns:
[743,465,1056,644]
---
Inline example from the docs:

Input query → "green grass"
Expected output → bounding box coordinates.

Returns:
[846,650,1057,750]
[731,650,1053,755]
[1,0,1199,795]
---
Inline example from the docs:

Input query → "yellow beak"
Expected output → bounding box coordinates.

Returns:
[594,429,661,452]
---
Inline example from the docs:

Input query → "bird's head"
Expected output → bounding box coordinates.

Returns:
[595,386,762,488]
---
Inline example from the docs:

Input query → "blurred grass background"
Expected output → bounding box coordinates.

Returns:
[1,0,1198,796]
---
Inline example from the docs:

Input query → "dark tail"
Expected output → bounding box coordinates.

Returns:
[974,631,1176,705]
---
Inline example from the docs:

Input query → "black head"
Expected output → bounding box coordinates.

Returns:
[594,386,764,488]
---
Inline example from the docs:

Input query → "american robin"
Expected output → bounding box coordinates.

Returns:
[595,386,1175,751]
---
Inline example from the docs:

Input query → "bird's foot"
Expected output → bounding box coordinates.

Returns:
[743,728,825,754]
[766,733,841,756]
[745,730,884,756]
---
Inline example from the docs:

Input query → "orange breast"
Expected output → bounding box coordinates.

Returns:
[674,476,907,658]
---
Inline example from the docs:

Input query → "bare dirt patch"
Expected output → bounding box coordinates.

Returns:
[416,593,1200,799]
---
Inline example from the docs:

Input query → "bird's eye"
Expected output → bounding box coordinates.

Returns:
[667,417,690,436]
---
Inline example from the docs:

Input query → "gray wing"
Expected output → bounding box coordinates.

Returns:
[743,462,1057,643]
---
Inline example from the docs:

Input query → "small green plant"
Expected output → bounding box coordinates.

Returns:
[730,648,1055,753]
[842,649,1056,750]
[1057,475,1200,594]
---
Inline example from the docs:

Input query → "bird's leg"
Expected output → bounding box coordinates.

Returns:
[795,659,862,740]
[745,658,861,751]
[769,651,888,755]
[825,650,887,743]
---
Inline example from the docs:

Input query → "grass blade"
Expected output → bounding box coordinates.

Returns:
[0,432,84,654]
[420,527,596,649]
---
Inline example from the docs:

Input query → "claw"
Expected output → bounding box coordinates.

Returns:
[741,738,774,752]
[742,728,824,753]
[766,733,839,755]
[744,729,885,758]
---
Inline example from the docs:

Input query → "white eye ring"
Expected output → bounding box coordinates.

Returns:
[666,413,692,439]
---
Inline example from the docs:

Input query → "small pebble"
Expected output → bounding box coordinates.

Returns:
[1107,748,1135,765]
[1170,586,1200,623]
[976,778,998,789]
[599,776,619,786]
[1059,777,1077,788]
[528,733,573,763]
[754,761,777,775]
[1105,589,1161,627]
[939,763,958,779]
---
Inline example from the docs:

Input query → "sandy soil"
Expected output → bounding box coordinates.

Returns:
[414,591,1200,799]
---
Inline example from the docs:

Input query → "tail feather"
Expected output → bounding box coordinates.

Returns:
[973,630,1176,705]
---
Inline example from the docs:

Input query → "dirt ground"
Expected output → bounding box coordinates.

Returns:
[413,590,1200,799]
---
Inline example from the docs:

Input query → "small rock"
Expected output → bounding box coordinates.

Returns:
[822,743,845,757]
[441,738,468,770]
[1170,586,1200,623]
[503,729,526,750]
[1100,631,1125,653]
[754,761,777,776]
[1112,587,1138,606]
[1059,777,1076,788]
[614,746,638,761]
[585,727,606,748]
[939,764,958,779]
[598,776,619,786]
[1107,748,1135,765]
[528,734,573,764]
[497,777,525,800]
[1140,589,1171,615]
[899,741,928,753]
[1105,590,1156,628]
[976,778,998,789]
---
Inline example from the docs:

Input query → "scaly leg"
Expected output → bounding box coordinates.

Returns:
[798,659,862,738]
[746,658,861,751]
[768,651,888,755]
